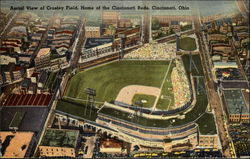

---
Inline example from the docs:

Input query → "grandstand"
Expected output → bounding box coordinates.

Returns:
[171,59,191,109]
[124,43,176,59]
[55,54,218,152]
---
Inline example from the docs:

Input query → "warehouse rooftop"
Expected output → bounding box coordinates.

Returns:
[0,131,34,158]
[223,89,249,115]
[84,37,113,49]
[40,129,79,148]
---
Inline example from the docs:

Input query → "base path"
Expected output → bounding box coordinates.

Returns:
[115,85,160,105]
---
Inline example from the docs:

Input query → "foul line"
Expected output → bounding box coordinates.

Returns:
[152,59,173,110]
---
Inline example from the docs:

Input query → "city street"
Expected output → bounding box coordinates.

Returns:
[32,16,86,156]
[0,11,17,46]
[194,16,231,157]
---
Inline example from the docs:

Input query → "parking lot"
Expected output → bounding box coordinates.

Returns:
[229,124,250,157]
[132,149,222,158]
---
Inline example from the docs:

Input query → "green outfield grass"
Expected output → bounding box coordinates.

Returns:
[156,62,175,110]
[65,61,172,107]
[179,37,197,51]
[56,99,98,121]
[132,94,156,108]
[197,113,217,135]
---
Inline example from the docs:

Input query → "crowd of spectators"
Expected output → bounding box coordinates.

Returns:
[124,43,176,59]
[171,60,191,108]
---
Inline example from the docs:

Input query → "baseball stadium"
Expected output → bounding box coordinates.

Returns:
[55,53,218,152]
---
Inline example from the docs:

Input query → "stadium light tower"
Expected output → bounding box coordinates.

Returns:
[84,88,96,117]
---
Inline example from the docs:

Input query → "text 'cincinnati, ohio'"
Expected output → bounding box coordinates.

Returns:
[111,5,189,10]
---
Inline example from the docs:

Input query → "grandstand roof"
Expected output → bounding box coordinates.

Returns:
[223,89,249,115]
